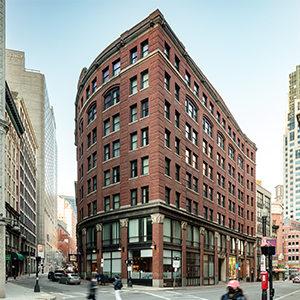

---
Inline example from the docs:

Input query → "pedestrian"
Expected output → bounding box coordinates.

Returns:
[95,272,101,285]
[113,275,123,300]
[87,277,98,300]
[221,280,247,300]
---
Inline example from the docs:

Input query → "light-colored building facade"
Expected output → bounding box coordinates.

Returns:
[255,182,271,280]
[5,49,58,272]
[13,92,38,275]
[57,195,76,241]
[59,195,77,219]
[283,65,300,221]
[274,185,284,205]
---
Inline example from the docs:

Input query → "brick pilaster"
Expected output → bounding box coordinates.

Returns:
[181,221,187,287]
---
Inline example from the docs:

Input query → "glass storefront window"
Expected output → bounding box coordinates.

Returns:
[187,252,200,285]
[102,222,120,246]
[163,218,181,244]
[102,251,121,279]
[86,253,97,275]
[229,256,236,279]
[203,254,214,285]
[129,217,152,243]
[128,249,153,279]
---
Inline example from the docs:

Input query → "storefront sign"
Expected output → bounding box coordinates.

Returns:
[261,255,266,271]
[5,254,10,261]
[69,254,77,262]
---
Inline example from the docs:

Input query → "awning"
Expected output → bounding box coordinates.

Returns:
[273,269,286,272]
[12,252,24,261]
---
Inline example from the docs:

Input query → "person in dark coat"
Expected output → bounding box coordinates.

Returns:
[88,278,98,300]
[113,275,122,300]
[221,280,247,300]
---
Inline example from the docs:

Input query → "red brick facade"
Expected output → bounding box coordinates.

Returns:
[75,10,257,286]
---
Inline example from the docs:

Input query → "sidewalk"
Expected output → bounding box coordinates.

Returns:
[5,281,56,300]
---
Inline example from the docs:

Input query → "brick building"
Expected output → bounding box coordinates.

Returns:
[75,10,257,287]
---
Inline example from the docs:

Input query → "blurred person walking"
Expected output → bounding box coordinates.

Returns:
[221,280,247,300]
[113,275,123,300]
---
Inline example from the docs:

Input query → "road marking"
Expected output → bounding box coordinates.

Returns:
[276,289,300,299]
[143,291,171,299]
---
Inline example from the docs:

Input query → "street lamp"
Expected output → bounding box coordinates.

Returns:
[34,256,41,292]
[262,205,268,237]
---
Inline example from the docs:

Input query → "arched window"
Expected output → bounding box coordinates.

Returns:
[203,117,212,137]
[87,104,97,125]
[185,97,197,122]
[217,133,224,150]
[104,87,120,110]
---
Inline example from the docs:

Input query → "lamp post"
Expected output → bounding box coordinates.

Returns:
[261,205,268,300]
[261,205,275,300]
[34,256,40,292]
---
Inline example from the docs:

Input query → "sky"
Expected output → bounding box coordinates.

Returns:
[5,0,300,197]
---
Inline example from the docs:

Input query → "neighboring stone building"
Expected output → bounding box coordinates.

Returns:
[4,83,25,277]
[274,184,284,205]
[57,195,77,241]
[13,92,38,275]
[75,10,257,286]
[6,50,58,272]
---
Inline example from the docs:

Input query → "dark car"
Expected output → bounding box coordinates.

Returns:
[51,272,63,282]
[48,271,54,280]
[59,273,81,285]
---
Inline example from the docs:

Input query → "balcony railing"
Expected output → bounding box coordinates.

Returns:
[204,244,215,250]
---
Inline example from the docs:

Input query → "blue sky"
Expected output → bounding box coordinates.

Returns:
[6,0,300,197]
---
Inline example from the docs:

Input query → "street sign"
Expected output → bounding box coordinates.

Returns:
[174,267,178,272]
[127,265,132,272]
[5,254,10,261]
[261,255,266,272]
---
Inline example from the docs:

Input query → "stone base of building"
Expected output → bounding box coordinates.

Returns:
[153,279,163,287]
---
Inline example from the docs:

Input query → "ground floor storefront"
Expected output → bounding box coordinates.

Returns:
[77,207,256,287]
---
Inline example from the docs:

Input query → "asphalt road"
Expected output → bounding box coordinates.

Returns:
[9,274,300,300]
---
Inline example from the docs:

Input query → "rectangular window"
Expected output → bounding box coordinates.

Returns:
[104,170,110,186]
[130,76,137,94]
[92,152,97,168]
[130,47,137,64]
[165,158,171,176]
[203,183,208,198]
[194,82,199,97]
[175,55,180,71]
[113,140,120,157]
[131,160,138,178]
[92,128,97,144]
[141,127,149,147]
[175,164,180,181]
[87,203,91,216]
[187,199,191,213]
[87,179,91,194]
[141,99,149,118]
[141,157,149,175]
[165,101,170,119]
[142,186,149,203]
[92,176,97,191]
[86,86,90,100]
[193,202,198,215]
[175,83,180,101]
[203,93,207,107]
[87,133,91,148]
[141,40,148,58]
[113,167,120,183]
[113,59,121,76]
[192,154,198,169]
[130,104,137,122]
[165,130,170,148]
[87,156,91,171]
[164,72,170,91]
[93,201,97,215]
[141,70,149,89]
[185,71,191,87]
[104,196,110,212]
[186,173,192,189]
[165,187,171,204]
[210,102,214,115]
[131,132,138,150]
[113,114,120,131]
[104,144,110,161]
[175,110,180,128]
[203,140,208,155]
[131,189,137,206]
[175,192,180,208]
[185,123,191,140]
[193,177,198,192]
[175,137,180,155]
[92,78,97,93]
[186,148,191,164]
[192,130,198,146]
[164,42,170,59]
[113,194,120,209]
[103,67,109,83]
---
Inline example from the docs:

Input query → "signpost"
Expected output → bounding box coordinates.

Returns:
[173,255,181,288]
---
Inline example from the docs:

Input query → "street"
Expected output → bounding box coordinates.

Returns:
[7,274,300,300]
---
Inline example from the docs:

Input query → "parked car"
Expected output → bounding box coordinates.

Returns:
[58,273,81,285]
[52,272,63,282]
[293,276,300,283]
[48,271,54,280]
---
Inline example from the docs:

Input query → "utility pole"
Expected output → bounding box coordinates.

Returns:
[0,0,9,298]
